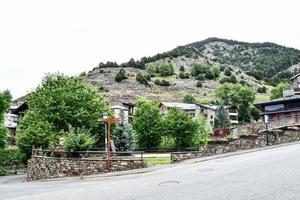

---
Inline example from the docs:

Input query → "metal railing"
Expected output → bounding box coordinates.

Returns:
[0,165,27,175]
[32,149,144,160]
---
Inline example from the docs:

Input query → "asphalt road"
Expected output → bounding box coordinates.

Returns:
[1,143,300,200]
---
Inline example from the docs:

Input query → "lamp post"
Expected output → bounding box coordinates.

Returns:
[99,112,119,171]
[103,112,108,159]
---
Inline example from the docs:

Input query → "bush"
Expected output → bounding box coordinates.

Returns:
[63,127,95,156]
[0,126,7,149]
[224,69,232,76]
[158,64,174,77]
[183,94,196,104]
[196,81,203,88]
[0,148,26,175]
[179,72,189,79]
[205,70,215,80]
[154,79,170,86]
[219,77,230,84]
[179,66,185,72]
[257,86,267,93]
[115,68,127,82]
[195,74,205,81]
[136,72,150,85]
[229,75,238,83]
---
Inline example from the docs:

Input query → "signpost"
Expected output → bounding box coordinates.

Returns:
[98,112,119,170]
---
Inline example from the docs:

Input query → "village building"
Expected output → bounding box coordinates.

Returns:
[110,105,129,124]
[199,104,239,127]
[4,102,28,145]
[255,73,300,129]
[159,101,201,118]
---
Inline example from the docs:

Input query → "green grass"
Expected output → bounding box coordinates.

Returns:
[144,157,171,165]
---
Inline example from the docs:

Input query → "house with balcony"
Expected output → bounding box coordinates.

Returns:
[199,104,238,127]
[255,73,300,129]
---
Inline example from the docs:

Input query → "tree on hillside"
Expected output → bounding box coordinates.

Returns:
[183,94,196,104]
[132,99,162,149]
[158,64,174,77]
[0,90,12,149]
[214,103,230,129]
[115,68,127,82]
[270,82,291,100]
[212,65,220,78]
[163,108,197,148]
[16,73,110,156]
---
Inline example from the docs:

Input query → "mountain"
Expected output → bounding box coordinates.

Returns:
[83,38,300,105]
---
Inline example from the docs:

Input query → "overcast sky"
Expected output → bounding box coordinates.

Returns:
[1,0,300,99]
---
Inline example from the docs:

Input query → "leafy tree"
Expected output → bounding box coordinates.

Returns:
[270,82,291,100]
[193,114,211,145]
[250,106,261,121]
[0,90,12,149]
[214,103,230,128]
[16,73,110,155]
[112,109,133,151]
[158,64,174,77]
[215,83,255,123]
[115,68,127,82]
[132,99,162,149]
[212,65,220,78]
[63,127,95,156]
[0,127,7,149]
[146,64,156,77]
[183,94,196,104]
[163,108,197,147]
[136,72,150,85]
[191,63,209,77]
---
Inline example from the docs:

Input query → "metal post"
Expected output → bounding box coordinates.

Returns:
[107,123,111,169]
[104,122,108,159]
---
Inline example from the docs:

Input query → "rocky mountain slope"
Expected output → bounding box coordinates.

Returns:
[83,37,300,105]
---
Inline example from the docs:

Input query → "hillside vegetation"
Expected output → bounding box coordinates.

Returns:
[82,38,300,104]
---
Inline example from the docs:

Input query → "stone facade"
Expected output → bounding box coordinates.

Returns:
[171,130,300,163]
[27,157,146,181]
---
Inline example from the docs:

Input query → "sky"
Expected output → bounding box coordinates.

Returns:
[0,0,300,99]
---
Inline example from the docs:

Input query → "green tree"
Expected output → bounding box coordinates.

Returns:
[205,70,215,80]
[215,83,255,124]
[183,94,196,104]
[158,63,174,77]
[214,103,230,128]
[196,81,203,88]
[179,65,185,72]
[63,127,95,156]
[163,108,197,148]
[16,73,109,155]
[212,65,220,78]
[146,64,156,77]
[136,72,150,85]
[270,82,291,100]
[0,90,12,149]
[250,106,261,121]
[112,109,133,151]
[115,68,127,82]
[132,99,162,149]
[193,114,211,145]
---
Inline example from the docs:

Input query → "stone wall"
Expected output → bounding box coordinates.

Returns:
[27,157,146,181]
[171,130,300,163]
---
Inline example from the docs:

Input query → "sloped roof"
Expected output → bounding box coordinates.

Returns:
[255,95,300,107]
[160,101,197,110]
